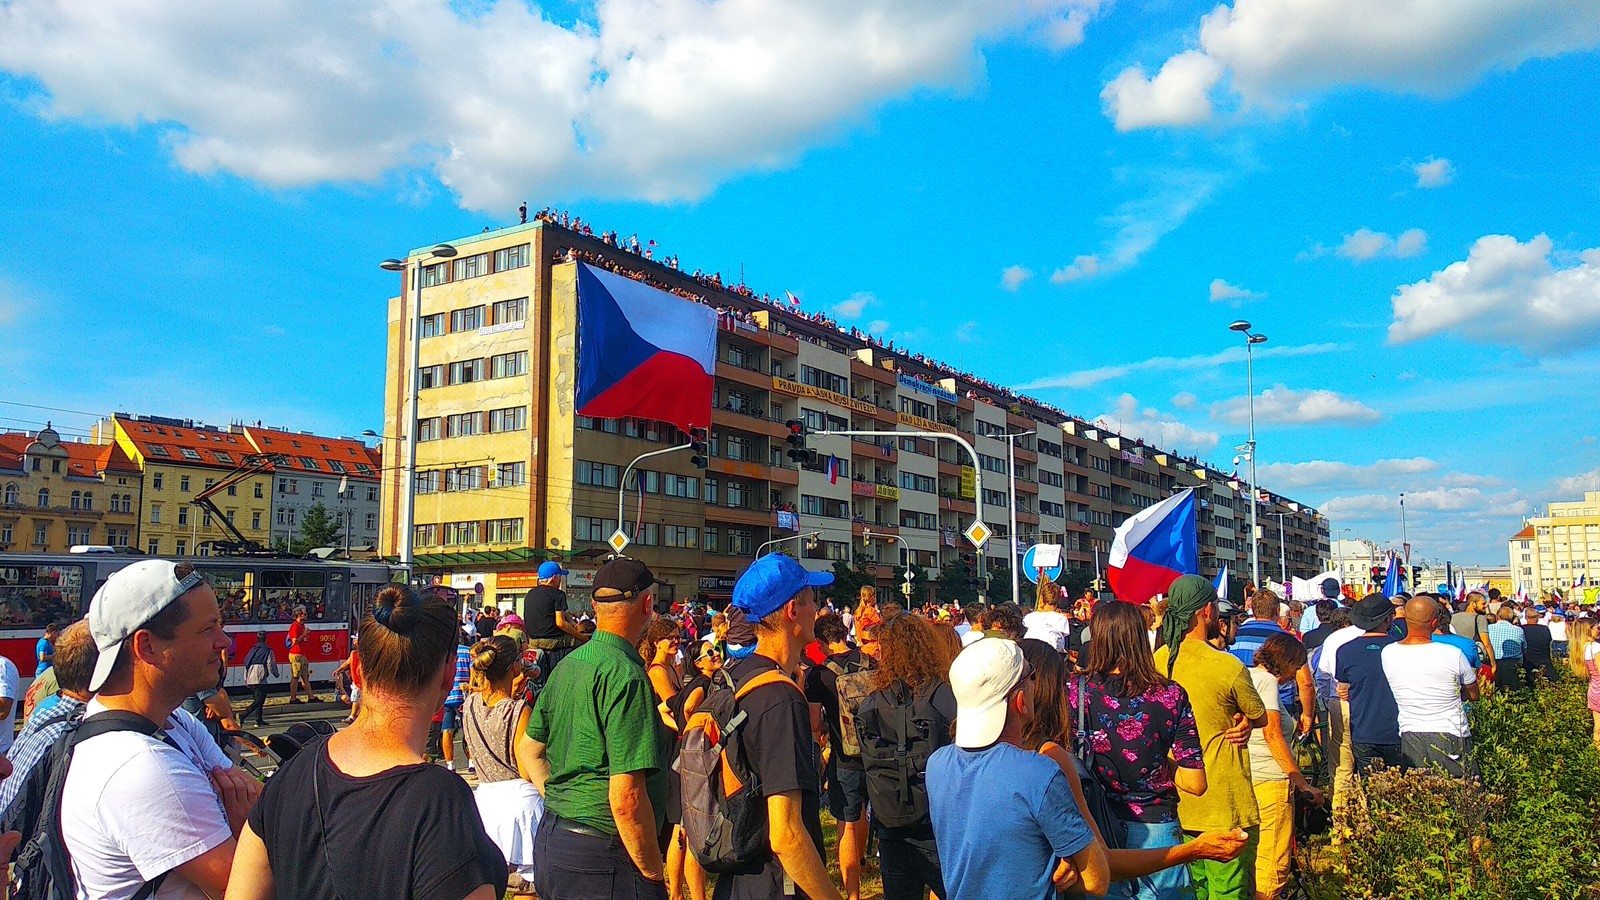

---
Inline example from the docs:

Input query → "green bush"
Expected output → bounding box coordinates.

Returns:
[1314,676,1600,899]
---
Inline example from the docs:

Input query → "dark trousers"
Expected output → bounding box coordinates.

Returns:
[877,828,945,900]
[240,683,269,726]
[534,814,667,900]
[1494,658,1524,692]
[1352,742,1404,774]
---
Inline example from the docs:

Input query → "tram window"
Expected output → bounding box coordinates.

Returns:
[206,568,252,624]
[255,569,329,622]
[0,564,85,626]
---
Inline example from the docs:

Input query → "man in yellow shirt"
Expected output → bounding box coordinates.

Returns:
[1154,575,1268,900]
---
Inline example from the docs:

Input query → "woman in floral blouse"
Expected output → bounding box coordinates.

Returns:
[1068,600,1208,900]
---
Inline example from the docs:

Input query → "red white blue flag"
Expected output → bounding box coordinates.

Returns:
[576,263,716,431]
[826,456,839,484]
[1107,489,1198,603]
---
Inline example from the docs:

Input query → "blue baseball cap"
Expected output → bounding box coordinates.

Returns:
[537,561,568,579]
[732,555,834,620]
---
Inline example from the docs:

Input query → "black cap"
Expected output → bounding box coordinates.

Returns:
[1350,593,1395,631]
[1320,578,1341,598]
[592,558,657,601]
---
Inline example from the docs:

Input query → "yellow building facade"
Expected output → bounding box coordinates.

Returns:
[0,425,143,552]
[99,415,273,556]
[1510,491,1600,598]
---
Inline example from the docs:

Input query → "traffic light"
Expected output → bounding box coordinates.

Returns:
[1411,566,1422,585]
[1370,565,1382,584]
[688,428,708,470]
[784,420,815,464]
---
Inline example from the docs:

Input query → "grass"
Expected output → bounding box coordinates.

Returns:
[820,810,886,900]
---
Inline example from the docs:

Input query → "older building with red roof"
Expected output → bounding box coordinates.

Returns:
[0,424,143,552]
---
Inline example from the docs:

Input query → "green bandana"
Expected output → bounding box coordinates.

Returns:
[1159,575,1217,677]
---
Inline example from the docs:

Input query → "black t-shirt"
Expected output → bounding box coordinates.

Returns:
[1522,623,1553,665]
[524,586,569,640]
[803,648,871,772]
[1335,634,1400,746]
[714,653,825,900]
[248,739,508,900]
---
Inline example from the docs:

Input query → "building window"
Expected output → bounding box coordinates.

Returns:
[252,512,262,530]
[448,358,485,385]
[496,462,526,486]
[178,507,189,526]
[412,523,438,546]
[180,476,191,492]
[493,244,530,271]
[300,456,320,471]
[254,482,264,499]
[0,523,10,545]
[452,253,489,281]
[420,262,448,287]
[490,352,528,379]
[728,529,754,556]
[703,527,720,553]
[664,525,699,548]
[35,523,49,546]
[365,513,377,530]
[417,418,441,441]
[419,364,446,389]
[152,472,164,490]
[180,448,202,461]
[491,297,527,324]
[37,489,49,509]
[450,305,486,332]
[487,518,524,543]
[576,461,620,488]
[442,521,482,545]
[226,484,236,496]
[328,460,347,475]
[420,313,446,338]
[415,471,442,494]
[70,491,81,510]
[574,517,620,542]
[445,412,483,437]
[489,407,528,433]
[367,485,379,501]
[311,482,325,497]
[662,474,700,498]
[444,466,486,492]
[147,445,170,459]
[174,540,187,556]
[2,483,15,505]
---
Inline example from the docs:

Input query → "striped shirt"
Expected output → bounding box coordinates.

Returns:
[0,694,85,820]
[445,644,472,706]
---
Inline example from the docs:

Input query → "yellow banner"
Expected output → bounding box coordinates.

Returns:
[959,466,976,500]
[771,376,876,415]
[874,484,900,501]
[1584,586,1599,606]
[896,411,955,434]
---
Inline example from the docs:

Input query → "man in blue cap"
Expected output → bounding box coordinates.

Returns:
[715,554,843,900]
[525,559,588,679]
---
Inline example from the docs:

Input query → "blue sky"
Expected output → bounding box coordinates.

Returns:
[3,0,1599,564]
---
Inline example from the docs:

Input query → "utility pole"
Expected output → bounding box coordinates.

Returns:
[1003,430,1036,606]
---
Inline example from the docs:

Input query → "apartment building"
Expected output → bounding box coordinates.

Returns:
[380,220,1330,610]
[239,426,384,550]
[0,424,142,552]
[1510,491,1600,596]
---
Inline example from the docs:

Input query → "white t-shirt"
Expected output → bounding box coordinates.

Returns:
[1585,641,1600,662]
[1247,667,1293,783]
[1548,618,1567,641]
[1022,610,1072,652]
[1380,642,1477,738]
[960,628,985,647]
[953,622,972,638]
[62,700,235,900]
[1314,625,1364,701]
[0,656,18,755]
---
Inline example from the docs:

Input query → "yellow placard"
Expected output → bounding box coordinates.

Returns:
[896,411,956,434]
[959,466,976,500]
[771,376,877,415]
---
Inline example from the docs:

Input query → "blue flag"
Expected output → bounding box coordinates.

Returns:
[1383,555,1402,599]
[1214,564,1229,603]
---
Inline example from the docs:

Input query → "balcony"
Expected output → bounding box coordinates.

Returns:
[712,406,788,439]
[708,456,800,486]
[715,360,772,391]
[718,316,799,353]
[705,504,780,528]
[851,438,898,462]
[852,520,900,538]
[939,494,976,515]
[850,358,896,387]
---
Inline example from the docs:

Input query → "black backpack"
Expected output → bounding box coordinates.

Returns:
[1070,677,1127,849]
[856,680,951,830]
[4,711,176,900]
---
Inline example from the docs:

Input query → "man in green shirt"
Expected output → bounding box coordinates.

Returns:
[528,557,669,900]
[1154,575,1268,900]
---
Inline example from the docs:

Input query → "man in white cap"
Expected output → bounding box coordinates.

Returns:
[926,638,1109,900]
[61,560,261,899]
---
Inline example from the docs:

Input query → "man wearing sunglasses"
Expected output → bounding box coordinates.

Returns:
[926,638,1110,899]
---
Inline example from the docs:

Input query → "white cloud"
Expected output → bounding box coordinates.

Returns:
[1100,50,1223,132]
[1000,265,1034,290]
[1256,457,1439,490]
[866,320,891,335]
[1331,227,1428,262]
[1387,234,1600,354]
[955,321,978,342]
[1554,467,1600,496]
[1322,487,1530,522]
[1096,394,1219,452]
[1212,384,1381,426]
[1209,277,1264,303]
[1017,342,1344,391]
[1171,391,1197,409]
[832,291,874,320]
[1101,1,1600,131]
[1050,170,1220,283]
[0,0,1104,210]
[1413,156,1455,188]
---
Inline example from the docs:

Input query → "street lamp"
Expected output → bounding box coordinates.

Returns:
[1264,511,1289,584]
[1229,320,1267,587]
[1335,527,1352,580]
[379,243,457,568]
[1398,492,1409,572]
[1002,430,1036,606]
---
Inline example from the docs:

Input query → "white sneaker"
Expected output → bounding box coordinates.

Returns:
[467,759,475,773]
[445,761,455,771]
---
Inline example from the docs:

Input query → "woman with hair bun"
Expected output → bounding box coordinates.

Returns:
[463,634,543,899]
[225,585,508,900]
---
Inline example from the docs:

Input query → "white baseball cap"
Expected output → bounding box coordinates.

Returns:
[949,637,1030,749]
[87,560,207,692]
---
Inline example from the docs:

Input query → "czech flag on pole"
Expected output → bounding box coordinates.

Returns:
[1107,489,1198,603]
[576,263,717,432]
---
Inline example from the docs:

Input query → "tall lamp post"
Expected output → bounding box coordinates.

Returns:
[379,243,457,569]
[1003,430,1036,606]
[1398,492,1409,572]
[1229,320,1268,587]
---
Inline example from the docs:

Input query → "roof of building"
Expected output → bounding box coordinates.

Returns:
[240,426,382,481]
[115,415,256,470]
[1511,524,1535,540]
[0,428,141,479]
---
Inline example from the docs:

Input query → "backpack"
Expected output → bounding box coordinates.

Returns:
[4,711,176,900]
[825,657,873,758]
[676,667,802,874]
[856,680,951,829]
[1069,677,1127,849]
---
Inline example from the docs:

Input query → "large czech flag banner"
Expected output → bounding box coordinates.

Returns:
[576,263,717,432]
[1107,488,1198,603]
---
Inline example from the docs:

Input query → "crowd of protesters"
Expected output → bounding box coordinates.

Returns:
[1,552,1594,900]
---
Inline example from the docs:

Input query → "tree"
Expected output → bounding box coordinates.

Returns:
[823,553,877,608]
[280,502,343,555]
[936,556,982,606]
[1057,566,1094,600]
